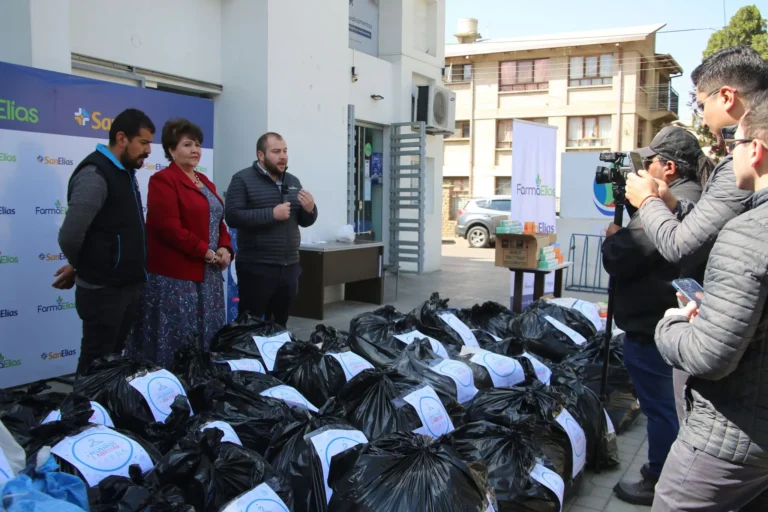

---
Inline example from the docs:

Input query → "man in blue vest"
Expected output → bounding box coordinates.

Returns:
[57,108,155,374]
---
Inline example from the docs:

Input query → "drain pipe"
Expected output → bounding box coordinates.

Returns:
[469,64,476,195]
[614,45,623,151]
[71,61,146,88]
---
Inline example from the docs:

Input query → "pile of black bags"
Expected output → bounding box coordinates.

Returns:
[2,293,635,512]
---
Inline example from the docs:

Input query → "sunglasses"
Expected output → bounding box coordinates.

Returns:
[724,138,768,153]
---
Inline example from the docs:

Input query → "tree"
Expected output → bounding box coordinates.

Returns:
[691,5,768,156]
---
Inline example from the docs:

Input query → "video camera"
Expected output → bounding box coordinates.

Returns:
[595,151,644,186]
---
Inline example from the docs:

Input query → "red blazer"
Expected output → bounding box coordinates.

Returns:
[146,162,233,282]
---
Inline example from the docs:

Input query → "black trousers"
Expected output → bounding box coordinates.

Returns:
[75,283,143,374]
[236,262,301,327]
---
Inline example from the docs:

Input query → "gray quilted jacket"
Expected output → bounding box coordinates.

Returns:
[655,187,768,467]
[639,156,751,268]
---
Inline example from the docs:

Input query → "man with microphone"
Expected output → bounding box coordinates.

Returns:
[225,132,317,327]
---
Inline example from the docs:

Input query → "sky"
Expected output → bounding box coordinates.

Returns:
[445,0,749,123]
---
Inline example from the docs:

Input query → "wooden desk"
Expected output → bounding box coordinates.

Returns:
[508,262,573,313]
[290,241,385,320]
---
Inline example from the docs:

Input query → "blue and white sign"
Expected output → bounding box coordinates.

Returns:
[308,427,368,504]
[402,385,454,438]
[555,409,587,477]
[221,483,290,512]
[329,351,374,381]
[469,349,526,388]
[260,385,319,412]
[530,461,565,511]
[51,425,153,487]
[429,359,478,404]
[253,332,292,371]
[128,369,192,422]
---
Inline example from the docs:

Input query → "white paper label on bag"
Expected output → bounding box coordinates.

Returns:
[393,330,450,359]
[51,425,153,487]
[438,313,480,347]
[521,352,552,385]
[89,401,115,427]
[219,358,266,374]
[201,421,243,446]
[309,428,368,504]
[329,352,374,381]
[429,359,479,404]
[473,329,502,342]
[222,482,290,512]
[548,298,602,332]
[41,401,114,427]
[128,369,192,422]
[253,332,292,371]
[530,462,565,512]
[470,349,526,388]
[556,409,587,477]
[260,385,319,412]
[604,409,616,435]
[544,315,586,346]
[0,449,13,483]
[402,386,454,438]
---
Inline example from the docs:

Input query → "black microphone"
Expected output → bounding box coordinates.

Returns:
[281,182,289,204]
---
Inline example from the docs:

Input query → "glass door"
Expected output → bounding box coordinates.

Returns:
[353,125,384,241]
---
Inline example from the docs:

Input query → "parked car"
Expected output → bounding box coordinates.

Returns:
[455,196,511,248]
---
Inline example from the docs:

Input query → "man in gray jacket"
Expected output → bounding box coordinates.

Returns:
[651,92,768,511]
[225,132,317,326]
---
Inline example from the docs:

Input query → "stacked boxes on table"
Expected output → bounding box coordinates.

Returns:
[495,219,523,234]
[538,243,564,269]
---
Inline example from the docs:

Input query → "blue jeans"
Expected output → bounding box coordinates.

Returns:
[623,337,680,478]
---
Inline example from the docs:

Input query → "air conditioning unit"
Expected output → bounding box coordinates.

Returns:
[416,85,456,135]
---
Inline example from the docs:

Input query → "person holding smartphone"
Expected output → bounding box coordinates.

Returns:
[651,93,768,511]
[602,127,709,505]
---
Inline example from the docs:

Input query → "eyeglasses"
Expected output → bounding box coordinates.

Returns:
[693,88,722,116]
[642,157,657,169]
[724,138,768,153]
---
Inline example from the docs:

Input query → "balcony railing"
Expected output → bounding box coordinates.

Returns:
[647,85,679,116]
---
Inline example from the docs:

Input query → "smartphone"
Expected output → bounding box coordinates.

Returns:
[672,278,704,307]
[627,151,644,174]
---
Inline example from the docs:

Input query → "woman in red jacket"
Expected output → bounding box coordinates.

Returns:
[126,118,233,368]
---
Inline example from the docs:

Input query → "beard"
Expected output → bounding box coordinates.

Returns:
[262,157,288,178]
[120,150,149,170]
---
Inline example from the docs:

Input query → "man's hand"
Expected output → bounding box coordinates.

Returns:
[52,264,75,290]
[298,190,315,213]
[664,299,699,323]
[605,223,622,237]
[273,202,291,221]
[625,170,660,208]
[215,247,232,270]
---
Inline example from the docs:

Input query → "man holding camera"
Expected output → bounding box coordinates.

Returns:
[602,126,708,505]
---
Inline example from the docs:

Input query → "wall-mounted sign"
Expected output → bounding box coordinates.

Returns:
[349,0,379,57]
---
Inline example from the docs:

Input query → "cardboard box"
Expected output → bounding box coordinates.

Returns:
[495,233,557,269]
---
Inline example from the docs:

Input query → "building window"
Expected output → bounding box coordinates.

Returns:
[637,118,646,148]
[449,64,472,83]
[444,177,470,220]
[448,120,470,139]
[499,59,550,91]
[567,115,612,147]
[496,118,548,149]
[495,177,512,195]
[569,54,614,86]
[639,57,649,87]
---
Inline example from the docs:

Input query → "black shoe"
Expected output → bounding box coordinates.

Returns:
[613,473,658,506]
[640,463,653,481]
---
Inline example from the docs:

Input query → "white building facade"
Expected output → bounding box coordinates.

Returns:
[0,0,447,273]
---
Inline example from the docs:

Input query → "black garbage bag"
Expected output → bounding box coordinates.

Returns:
[25,398,161,488]
[210,312,295,362]
[272,341,365,409]
[549,365,619,470]
[388,339,477,406]
[331,368,460,440]
[563,333,639,434]
[511,300,597,362]
[405,292,481,350]
[464,383,577,484]
[191,378,296,456]
[91,467,193,512]
[446,420,563,511]
[456,347,535,391]
[458,301,518,339]
[0,383,69,446]
[328,431,491,512]
[171,345,219,413]
[265,406,365,511]
[144,428,292,512]
[310,324,351,352]
[74,356,192,432]
[347,306,412,367]
[136,395,193,455]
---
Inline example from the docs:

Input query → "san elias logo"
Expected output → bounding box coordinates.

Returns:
[37,155,74,166]
[38,295,76,314]
[516,173,556,197]
[0,152,16,163]
[74,107,114,131]
[39,252,66,262]
[144,162,167,171]
[0,98,39,124]
[0,251,19,264]
[35,200,68,215]
[40,349,77,361]
[0,206,16,215]
[0,309,19,319]
[0,353,22,369]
